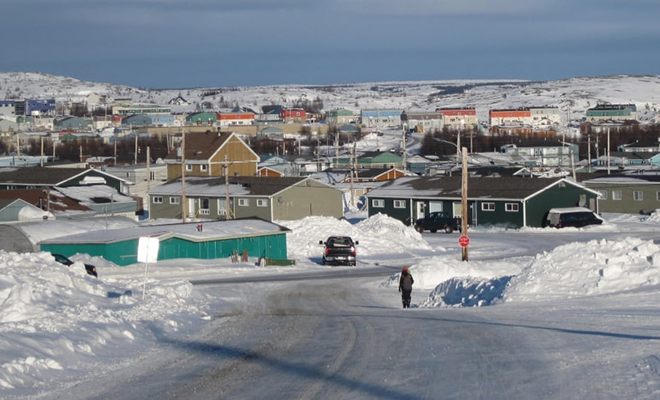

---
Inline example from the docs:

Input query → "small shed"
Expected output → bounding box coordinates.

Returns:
[39,218,291,266]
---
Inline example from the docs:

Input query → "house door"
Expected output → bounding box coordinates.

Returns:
[415,201,426,220]
[452,202,462,218]
[188,198,195,218]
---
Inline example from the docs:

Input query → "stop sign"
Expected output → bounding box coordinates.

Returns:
[458,235,470,247]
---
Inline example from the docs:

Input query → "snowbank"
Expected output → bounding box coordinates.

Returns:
[410,237,660,308]
[0,250,206,391]
[281,214,435,259]
[504,237,660,301]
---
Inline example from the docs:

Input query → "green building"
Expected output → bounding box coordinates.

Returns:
[39,219,291,266]
[186,112,217,125]
[366,176,600,229]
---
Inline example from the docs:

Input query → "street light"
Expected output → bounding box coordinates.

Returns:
[433,137,461,167]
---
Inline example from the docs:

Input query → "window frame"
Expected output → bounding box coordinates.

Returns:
[612,190,622,201]
[169,196,180,205]
[505,203,519,212]
[238,198,249,207]
[372,199,385,208]
[481,202,495,211]
[256,199,268,207]
[152,196,163,204]
[633,191,644,201]
[393,200,406,209]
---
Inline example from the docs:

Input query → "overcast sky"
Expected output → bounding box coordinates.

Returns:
[1,0,659,89]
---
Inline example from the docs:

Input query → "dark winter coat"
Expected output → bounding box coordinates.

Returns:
[399,272,414,291]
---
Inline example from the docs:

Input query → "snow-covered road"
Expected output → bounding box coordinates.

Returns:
[41,273,660,400]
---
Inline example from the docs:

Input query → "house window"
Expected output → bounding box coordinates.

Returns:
[153,196,163,204]
[393,200,406,209]
[257,199,268,207]
[238,198,249,207]
[169,197,180,204]
[481,202,495,211]
[505,203,519,212]
[656,191,660,201]
[201,164,208,172]
[217,199,227,216]
[612,190,622,200]
[372,199,385,208]
[199,198,210,215]
[599,190,608,200]
[634,191,643,201]
[185,164,192,172]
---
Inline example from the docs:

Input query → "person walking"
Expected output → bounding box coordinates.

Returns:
[399,266,414,308]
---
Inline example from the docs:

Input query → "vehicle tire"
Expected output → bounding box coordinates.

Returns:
[444,225,454,234]
[415,225,423,233]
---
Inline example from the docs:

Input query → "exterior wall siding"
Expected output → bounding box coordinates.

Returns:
[583,182,660,214]
[273,183,343,220]
[368,197,412,225]
[474,200,524,228]
[41,233,288,266]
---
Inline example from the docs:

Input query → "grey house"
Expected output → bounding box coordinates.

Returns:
[366,176,600,228]
[148,176,344,221]
[582,172,660,215]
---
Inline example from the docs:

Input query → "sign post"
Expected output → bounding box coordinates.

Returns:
[138,237,160,300]
[459,235,470,248]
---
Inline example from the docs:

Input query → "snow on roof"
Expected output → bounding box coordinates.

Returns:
[40,218,291,245]
[55,185,135,206]
[17,216,138,245]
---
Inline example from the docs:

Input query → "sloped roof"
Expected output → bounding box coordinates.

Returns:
[366,176,582,200]
[151,176,309,197]
[0,167,127,186]
[165,131,258,162]
[39,218,290,245]
[0,189,92,213]
[166,131,231,161]
[356,168,403,179]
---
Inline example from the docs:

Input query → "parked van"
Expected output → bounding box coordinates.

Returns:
[544,207,603,229]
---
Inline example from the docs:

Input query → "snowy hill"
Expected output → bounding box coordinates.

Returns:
[2,72,660,124]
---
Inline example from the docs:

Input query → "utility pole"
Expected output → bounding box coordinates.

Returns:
[134,128,138,165]
[181,126,187,223]
[588,133,592,171]
[223,155,231,219]
[456,128,461,167]
[401,128,408,173]
[461,147,469,262]
[146,146,151,195]
[607,128,611,175]
[40,136,44,167]
[16,134,20,167]
[349,141,356,208]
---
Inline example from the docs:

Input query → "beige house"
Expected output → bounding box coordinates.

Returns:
[165,131,259,180]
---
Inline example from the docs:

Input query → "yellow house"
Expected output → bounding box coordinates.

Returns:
[165,131,259,180]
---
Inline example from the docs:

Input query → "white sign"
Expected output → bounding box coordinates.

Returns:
[137,237,160,263]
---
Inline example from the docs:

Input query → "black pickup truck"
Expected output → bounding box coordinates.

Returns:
[319,236,359,266]
[414,211,461,234]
